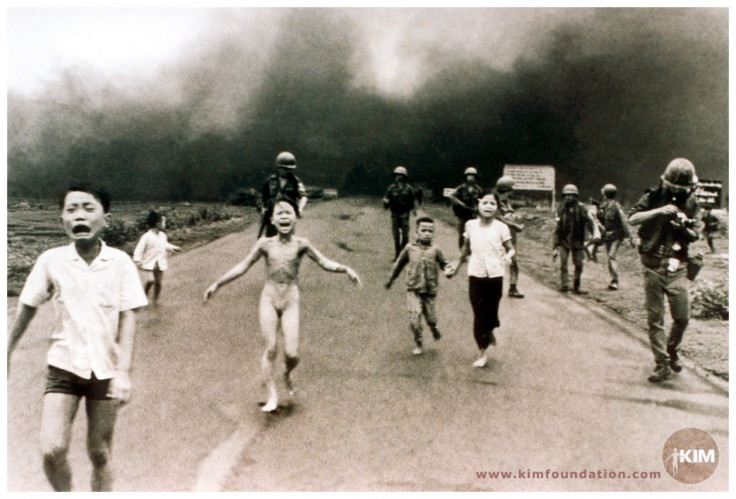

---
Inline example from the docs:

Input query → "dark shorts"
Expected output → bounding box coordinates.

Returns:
[45,365,112,400]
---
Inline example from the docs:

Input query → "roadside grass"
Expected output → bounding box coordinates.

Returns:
[7,201,258,297]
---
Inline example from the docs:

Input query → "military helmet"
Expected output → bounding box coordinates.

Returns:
[661,158,696,187]
[496,175,515,193]
[393,166,408,177]
[464,166,478,176]
[276,151,297,169]
[562,184,580,196]
[601,183,617,197]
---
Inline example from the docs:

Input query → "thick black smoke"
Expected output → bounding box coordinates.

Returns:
[7,8,728,205]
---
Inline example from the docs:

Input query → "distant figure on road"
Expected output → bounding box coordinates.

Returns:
[447,166,482,249]
[383,166,419,260]
[446,190,515,368]
[495,175,525,298]
[204,197,361,412]
[385,217,448,356]
[584,199,604,262]
[629,158,700,383]
[133,210,181,305]
[596,184,634,290]
[553,184,601,294]
[7,184,148,491]
[260,151,308,238]
[700,204,720,253]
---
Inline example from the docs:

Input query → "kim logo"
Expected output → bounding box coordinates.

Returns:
[662,428,719,484]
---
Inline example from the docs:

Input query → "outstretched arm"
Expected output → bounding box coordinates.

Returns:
[204,241,265,300]
[502,239,516,265]
[109,309,137,404]
[8,303,37,373]
[132,234,147,266]
[304,241,362,287]
[446,236,471,277]
[386,247,409,288]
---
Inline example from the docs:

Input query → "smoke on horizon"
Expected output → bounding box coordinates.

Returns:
[7,8,728,204]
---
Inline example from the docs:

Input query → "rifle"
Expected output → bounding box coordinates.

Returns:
[257,209,269,239]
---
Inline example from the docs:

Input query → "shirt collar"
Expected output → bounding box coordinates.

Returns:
[65,241,113,262]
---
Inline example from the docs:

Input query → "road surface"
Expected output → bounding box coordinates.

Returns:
[6,198,728,492]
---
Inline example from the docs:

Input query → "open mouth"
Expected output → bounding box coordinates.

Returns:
[72,225,91,235]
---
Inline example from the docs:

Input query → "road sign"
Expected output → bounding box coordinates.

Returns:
[503,164,555,191]
[694,179,722,207]
[503,164,556,211]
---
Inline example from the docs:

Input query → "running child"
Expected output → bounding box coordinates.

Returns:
[446,190,515,368]
[385,217,448,355]
[133,210,181,305]
[7,184,148,491]
[203,198,361,412]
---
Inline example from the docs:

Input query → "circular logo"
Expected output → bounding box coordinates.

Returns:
[662,428,719,484]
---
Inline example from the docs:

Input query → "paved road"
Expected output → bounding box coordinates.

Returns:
[6,198,728,492]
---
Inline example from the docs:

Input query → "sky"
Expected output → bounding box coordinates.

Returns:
[7,7,208,95]
[8,3,719,98]
[4,3,730,202]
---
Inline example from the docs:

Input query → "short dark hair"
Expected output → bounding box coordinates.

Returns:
[273,195,300,216]
[481,189,501,205]
[146,210,162,228]
[416,216,434,226]
[59,183,111,213]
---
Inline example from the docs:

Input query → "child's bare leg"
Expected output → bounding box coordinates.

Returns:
[281,300,300,395]
[152,268,163,304]
[407,292,423,353]
[40,393,80,491]
[259,294,280,412]
[86,399,118,491]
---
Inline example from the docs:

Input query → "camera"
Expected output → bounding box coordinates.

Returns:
[669,212,698,242]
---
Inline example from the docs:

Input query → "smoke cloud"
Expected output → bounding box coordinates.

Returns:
[7,8,728,204]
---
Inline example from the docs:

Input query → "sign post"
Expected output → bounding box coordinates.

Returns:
[503,164,556,212]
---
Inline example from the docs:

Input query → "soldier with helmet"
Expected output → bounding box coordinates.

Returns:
[700,203,720,253]
[383,166,419,260]
[629,158,701,383]
[597,183,634,290]
[553,183,601,294]
[495,175,525,298]
[447,166,483,249]
[260,151,308,237]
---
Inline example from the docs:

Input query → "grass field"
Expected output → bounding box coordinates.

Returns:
[7,201,260,297]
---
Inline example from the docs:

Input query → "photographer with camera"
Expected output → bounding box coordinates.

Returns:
[629,158,701,384]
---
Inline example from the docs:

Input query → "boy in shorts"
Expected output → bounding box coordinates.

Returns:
[7,184,148,491]
[385,217,447,355]
[204,198,361,412]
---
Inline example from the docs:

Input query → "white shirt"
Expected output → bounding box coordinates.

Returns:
[464,218,512,278]
[133,229,177,271]
[19,242,148,379]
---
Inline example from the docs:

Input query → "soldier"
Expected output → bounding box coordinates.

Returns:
[597,184,634,290]
[260,151,308,237]
[700,203,720,253]
[447,166,483,249]
[495,175,525,298]
[629,158,700,383]
[553,184,601,294]
[383,166,418,260]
